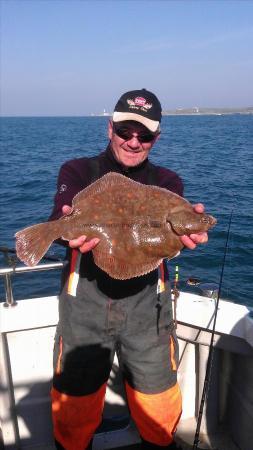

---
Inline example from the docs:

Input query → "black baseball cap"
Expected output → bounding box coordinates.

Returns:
[112,89,162,133]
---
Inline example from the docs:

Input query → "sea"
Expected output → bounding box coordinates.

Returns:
[0,115,252,307]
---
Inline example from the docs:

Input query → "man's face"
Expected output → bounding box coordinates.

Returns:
[108,120,160,168]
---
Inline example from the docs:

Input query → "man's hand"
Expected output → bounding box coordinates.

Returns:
[62,205,100,253]
[180,203,208,250]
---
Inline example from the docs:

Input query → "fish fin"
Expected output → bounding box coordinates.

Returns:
[15,221,58,266]
[92,247,162,279]
[71,172,188,219]
[71,172,135,206]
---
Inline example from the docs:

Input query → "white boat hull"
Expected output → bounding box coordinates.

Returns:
[0,293,253,449]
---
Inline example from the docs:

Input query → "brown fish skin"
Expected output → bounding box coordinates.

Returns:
[167,209,217,235]
[15,172,217,279]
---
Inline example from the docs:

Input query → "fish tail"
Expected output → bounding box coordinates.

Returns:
[15,221,59,266]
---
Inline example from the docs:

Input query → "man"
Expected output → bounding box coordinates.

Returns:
[50,89,207,450]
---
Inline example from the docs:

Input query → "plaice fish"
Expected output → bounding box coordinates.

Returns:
[15,172,217,279]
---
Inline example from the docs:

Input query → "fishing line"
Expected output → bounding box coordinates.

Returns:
[192,207,234,450]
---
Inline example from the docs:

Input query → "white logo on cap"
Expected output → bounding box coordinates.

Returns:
[127,97,152,111]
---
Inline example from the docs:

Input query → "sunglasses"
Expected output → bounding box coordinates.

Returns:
[113,124,157,143]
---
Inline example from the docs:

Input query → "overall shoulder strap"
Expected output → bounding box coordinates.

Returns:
[146,161,159,185]
[87,156,100,184]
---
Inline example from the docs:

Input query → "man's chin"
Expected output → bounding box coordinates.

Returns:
[111,146,148,168]
[121,153,145,167]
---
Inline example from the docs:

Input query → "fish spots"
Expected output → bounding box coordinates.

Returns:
[16,171,216,279]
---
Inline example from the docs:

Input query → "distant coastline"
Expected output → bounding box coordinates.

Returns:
[1,107,253,118]
[162,107,253,116]
[92,106,253,117]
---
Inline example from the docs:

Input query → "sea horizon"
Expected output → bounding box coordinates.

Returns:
[1,106,253,119]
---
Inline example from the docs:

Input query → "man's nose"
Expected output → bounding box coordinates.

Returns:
[126,134,141,149]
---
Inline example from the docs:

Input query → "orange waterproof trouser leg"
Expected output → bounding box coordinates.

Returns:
[51,383,106,450]
[126,381,182,447]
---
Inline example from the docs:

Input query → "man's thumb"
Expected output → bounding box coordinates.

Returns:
[62,205,72,215]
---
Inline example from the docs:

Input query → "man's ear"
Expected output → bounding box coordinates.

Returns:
[153,132,160,144]
[108,120,113,140]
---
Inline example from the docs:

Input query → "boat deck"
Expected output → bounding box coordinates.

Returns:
[33,418,239,450]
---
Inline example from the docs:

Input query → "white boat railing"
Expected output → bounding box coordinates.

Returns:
[0,261,66,307]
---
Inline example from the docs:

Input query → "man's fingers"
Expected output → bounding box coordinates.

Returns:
[69,235,100,253]
[180,232,208,249]
[79,238,100,253]
[193,203,205,213]
[190,232,208,244]
[180,235,197,249]
[69,235,87,248]
[62,205,72,215]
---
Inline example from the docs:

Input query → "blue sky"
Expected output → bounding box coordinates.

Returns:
[1,0,253,116]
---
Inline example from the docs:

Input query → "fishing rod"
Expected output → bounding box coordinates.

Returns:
[172,264,180,328]
[192,208,234,450]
